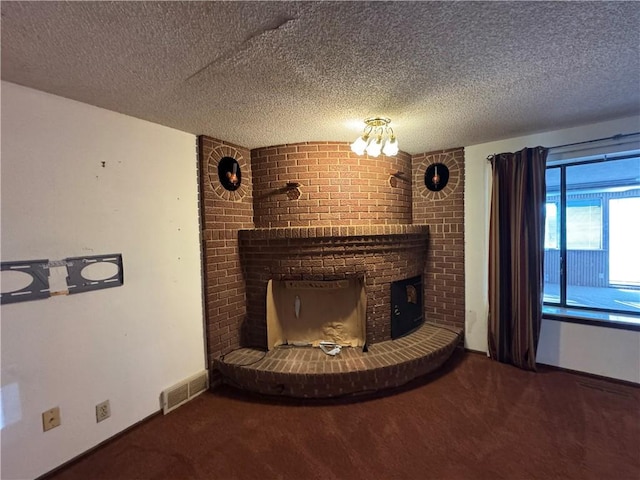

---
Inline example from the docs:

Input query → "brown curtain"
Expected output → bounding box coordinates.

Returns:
[488,147,548,371]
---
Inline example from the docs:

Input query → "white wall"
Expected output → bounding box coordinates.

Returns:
[0,82,206,479]
[464,115,640,383]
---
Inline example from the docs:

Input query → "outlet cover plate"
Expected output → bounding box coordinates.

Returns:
[96,400,111,423]
[42,407,61,431]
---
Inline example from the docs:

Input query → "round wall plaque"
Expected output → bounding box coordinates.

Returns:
[416,151,461,200]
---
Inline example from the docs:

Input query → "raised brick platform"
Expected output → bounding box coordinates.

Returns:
[214,322,462,398]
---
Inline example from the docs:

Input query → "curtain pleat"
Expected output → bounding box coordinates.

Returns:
[488,147,548,371]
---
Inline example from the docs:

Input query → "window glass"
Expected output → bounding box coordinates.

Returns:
[566,199,602,250]
[544,203,558,249]
[609,197,640,287]
[543,169,560,304]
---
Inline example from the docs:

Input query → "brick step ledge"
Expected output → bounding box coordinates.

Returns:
[214,323,463,398]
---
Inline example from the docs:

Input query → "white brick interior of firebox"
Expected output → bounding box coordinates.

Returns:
[266,278,366,350]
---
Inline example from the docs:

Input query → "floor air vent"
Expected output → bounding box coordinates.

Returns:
[162,370,209,414]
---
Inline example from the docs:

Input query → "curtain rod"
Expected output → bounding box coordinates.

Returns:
[486,131,640,161]
[547,131,639,151]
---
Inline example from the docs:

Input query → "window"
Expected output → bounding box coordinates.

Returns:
[543,152,640,327]
[545,199,603,250]
[566,199,602,250]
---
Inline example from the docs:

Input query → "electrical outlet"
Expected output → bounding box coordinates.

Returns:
[42,407,61,432]
[95,400,111,423]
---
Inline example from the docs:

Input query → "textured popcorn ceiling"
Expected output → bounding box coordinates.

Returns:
[1,1,639,154]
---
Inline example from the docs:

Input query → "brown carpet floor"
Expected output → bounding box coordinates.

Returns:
[44,350,640,480]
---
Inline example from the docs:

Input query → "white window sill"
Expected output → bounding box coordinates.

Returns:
[543,305,640,331]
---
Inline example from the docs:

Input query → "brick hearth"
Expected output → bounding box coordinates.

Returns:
[215,322,462,398]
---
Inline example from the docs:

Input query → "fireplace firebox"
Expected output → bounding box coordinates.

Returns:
[266,277,366,350]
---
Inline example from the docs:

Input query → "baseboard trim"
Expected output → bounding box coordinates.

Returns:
[463,347,639,388]
[536,362,639,388]
[463,347,488,356]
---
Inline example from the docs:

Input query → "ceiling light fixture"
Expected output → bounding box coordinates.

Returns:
[350,117,399,157]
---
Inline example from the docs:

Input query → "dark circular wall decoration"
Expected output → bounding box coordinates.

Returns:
[207,146,248,201]
[217,156,242,191]
[424,163,450,191]
[416,151,461,200]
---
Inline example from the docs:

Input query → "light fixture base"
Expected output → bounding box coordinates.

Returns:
[364,117,391,128]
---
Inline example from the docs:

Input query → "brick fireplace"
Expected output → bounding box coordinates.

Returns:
[239,224,430,349]
[198,136,465,396]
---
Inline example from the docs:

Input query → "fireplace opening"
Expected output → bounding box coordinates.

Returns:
[391,275,424,339]
[266,277,366,350]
